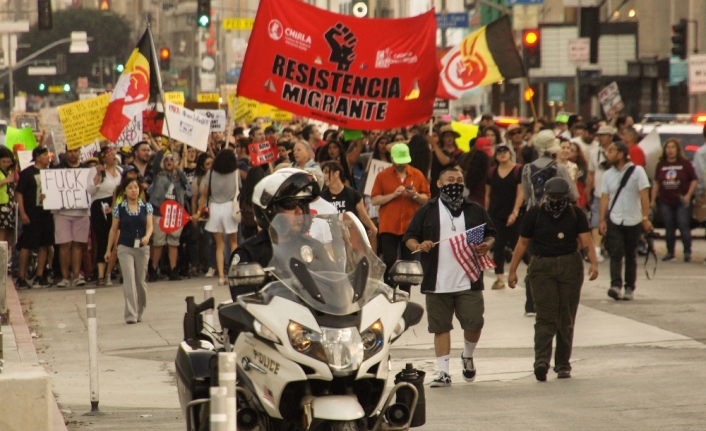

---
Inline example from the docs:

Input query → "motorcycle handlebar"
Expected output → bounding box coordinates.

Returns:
[196,297,215,314]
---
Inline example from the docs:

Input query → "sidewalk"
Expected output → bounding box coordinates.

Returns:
[3,278,68,431]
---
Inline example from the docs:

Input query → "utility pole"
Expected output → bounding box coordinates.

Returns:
[440,0,447,49]
[575,1,581,114]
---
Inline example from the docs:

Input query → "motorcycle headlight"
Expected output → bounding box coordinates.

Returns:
[389,317,406,343]
[361,320,384,360]
[320,327,364,376]
[254,319,281,344]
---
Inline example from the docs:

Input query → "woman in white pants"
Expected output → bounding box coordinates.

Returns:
[105,177,154,324]
[199,149,239,286]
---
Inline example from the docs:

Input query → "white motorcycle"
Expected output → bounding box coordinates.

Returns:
[176,212,426,431]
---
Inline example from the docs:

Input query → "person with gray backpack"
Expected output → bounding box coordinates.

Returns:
[520,130,579,315]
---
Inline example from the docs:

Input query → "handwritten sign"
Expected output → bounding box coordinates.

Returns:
[17,150,34,171]
[598,81,625,120]
[195,109,227,132]
[40,168,92,210]
[57,94,110,150]
[114,116,143,146]
[165,91,185,106]
[80,141,101,163]
[162,103,210,152]
[364,159,392,196]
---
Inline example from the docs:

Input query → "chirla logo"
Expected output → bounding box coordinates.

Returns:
[268,19,284,41]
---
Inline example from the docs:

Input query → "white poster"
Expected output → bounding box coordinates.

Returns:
[195,109,227,132]
[598,81,624,119]
[364,159,393,196]
[17,150,34,171]
[114,115,143,146]
[688,54,706,94]
[79,141,101,163]
[162,103,210,152]
[40,168,92,210]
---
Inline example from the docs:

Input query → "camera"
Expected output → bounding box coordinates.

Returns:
[199,207,210,220]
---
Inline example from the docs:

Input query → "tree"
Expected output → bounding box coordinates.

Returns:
[15,9,134,94]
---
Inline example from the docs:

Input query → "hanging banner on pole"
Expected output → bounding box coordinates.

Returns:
[162,102,210,152]
[237,0,439,129]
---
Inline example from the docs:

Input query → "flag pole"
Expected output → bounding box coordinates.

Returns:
[411,223,486,254]
[146,23,173,143]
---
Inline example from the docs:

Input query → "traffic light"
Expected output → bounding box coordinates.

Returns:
[63,83,71,92]
[197,0,211,27]
[523,29,540,69]
[37,0,53,30]
[38,83,46,91]
[116,63,124,73]
[160,48,171,71]
[672,19,688,59]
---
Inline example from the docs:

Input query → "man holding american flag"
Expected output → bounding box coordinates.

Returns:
[403,168,497,388]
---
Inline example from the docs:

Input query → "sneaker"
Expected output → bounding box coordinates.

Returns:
[461,356,476,382]
[662,253,675,262]
[491,279,505,290]
[169,268,182,281]
[524,312,536,317]
[73,275,86,287]
[16,278,31,289]
[622,289,634,301]
[32,276,52,289]
[534,363,548,382]
[596,253,605,263]
[557,370,571,379]
[205,268,216,278]
[105,275,113,286]
[430,371,451,388]
[684,254,692,263]
[56,279,70,288]
[607,286,622,300]
[147,267,158,282]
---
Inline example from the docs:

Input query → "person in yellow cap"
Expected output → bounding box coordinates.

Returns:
[371,143,430,290]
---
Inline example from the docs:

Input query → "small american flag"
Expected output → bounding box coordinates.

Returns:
[449,224,496,283]
[263,385,275,403]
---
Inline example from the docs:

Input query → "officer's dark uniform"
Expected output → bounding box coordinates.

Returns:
[520,182,590,377]
[231,230,272,268]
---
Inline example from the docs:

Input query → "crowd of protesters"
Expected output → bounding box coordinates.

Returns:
[0,112,699,310]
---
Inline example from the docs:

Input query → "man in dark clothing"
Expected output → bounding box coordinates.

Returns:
[403,168,496,388]
[508,178,599,382]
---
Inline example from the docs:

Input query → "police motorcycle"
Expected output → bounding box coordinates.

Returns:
[176,209,426,431]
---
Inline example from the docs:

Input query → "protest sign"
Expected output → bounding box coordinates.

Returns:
[17,150,34,171]
[598,82,625,119]
[143,110,164,135]
[80,141,101,163]
[162,103,210,152]
[58,94,110,149]
[11,113,40,132]
[364,159,392,196]
[39,108,67,155]
[248,140,278,166]
[159,200,191,234]
[114,116,143,146]
[4,126,38,150]
[195,109,227,132]
[165,91,185,106]
[40,168,92,210]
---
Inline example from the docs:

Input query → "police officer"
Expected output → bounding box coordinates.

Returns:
[508,178,599,382]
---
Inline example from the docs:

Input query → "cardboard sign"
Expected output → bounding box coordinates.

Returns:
[40,168,92,210]
[80,141,101,163]
[17,150,34,171]
[159,200,190,234]
[248,140,278,166]
[5,126,38,151]
[364,159,392,196]
[142,110,165,135]
[57,94,111,149]
[162,103,210,152]
[39,108,67,155]
[114,115,143,146]
[195,109,227,132]
[598,82,625,120]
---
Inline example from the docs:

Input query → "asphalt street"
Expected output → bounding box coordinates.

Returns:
[17,236,706,431]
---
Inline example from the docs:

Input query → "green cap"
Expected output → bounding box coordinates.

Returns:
[343,129,364,141]
[390,143,412,164]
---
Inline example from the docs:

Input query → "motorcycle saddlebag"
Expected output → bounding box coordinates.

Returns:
[175,341,217,400]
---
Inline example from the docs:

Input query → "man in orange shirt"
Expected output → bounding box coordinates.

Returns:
[372,143,430,291]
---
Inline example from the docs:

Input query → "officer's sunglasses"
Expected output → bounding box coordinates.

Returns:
[279,199,307,211]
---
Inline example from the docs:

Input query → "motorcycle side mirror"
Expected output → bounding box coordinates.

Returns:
[389,261,424,287]
[228,263,266,298]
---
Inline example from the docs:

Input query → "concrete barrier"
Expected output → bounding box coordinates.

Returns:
[0,362,53,431]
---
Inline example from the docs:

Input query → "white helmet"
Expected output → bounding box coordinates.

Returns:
[252,168,321,229]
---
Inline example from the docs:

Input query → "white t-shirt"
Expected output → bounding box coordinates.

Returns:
[600,162,650,226]
[308,198,337,244]
[571,136,598,157]
[588,146,609,195]
[434,202,471,294]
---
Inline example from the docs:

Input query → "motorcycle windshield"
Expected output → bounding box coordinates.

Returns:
[266,212,389,315]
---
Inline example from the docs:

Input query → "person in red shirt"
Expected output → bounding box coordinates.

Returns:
[622,126,645,167]
[372,143,430,291]
[649,139,698,261]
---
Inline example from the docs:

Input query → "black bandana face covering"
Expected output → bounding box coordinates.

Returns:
[440,183,465,211]
[545,197,569,218]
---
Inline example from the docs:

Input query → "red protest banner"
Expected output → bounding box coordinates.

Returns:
[238,0,438,130]
[159,200,190,234]
[248,140,278,166]
[142,110,164,135]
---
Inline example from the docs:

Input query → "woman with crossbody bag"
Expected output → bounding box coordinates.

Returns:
[198,150,239,285]
[191,153,216,277]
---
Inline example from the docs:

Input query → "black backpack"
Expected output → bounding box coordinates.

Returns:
[525,161,558,207]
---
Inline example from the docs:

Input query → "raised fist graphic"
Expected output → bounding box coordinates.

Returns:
[324,22,357,72]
